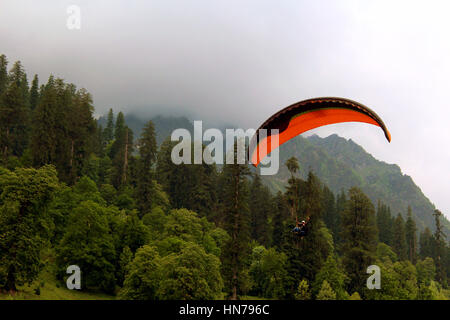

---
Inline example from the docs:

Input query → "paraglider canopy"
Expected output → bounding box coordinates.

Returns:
[250,97,391,166]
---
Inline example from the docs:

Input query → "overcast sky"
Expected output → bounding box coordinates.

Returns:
[1,0,449,218]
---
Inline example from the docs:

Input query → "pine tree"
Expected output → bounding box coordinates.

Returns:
[294,279,311,300]
[321,185,336,238]
[0,54,8,97]
[220,144,251,300]
[110,112,133,189]
[0,61,30,162]
[334,189,346,249]
[341,187,377,296]
[376,201,394,246]
[29,74,39,110]
[433,209,447,286]
[103,108,114,143]
[272,191,288,249]
[31,75,58,166]
[393,213,408,261]
[285,157,300,219]
[419,227,435,260]
[405,206,418,264]
[249,173,271,246]
[135,120,157,216]
[316,280,336,300]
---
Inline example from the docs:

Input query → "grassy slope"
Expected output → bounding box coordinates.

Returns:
[0,249,114,300]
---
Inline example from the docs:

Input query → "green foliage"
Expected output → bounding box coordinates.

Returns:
[316,280,336,300]
[249,174,271,246]
[120,242,223,300]
[405,206,418,264]
[135,120,157,216]
[341,187,377,296]
[349,292,361,300]
[249,246,288,298]
[157,242,223,299]
[0,165,59,291]
[393,213,408,261]
[219,147,251,299]
[376,243,398,263]
[366,260,418,300]
[118,245,161,300]
[312,254,347,300]
[294,279,311,300]
[56,200,116,293]
[416,258,436,286]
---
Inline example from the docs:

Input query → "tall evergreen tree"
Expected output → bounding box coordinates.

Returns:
[249,173,271,246]
[341,187,377,296]
[334,189,346,249]
[376,201,394,246]
[405,206,418,264]
[419,227,435,260]
[220,144,251,300]
[285,157,300,219]
[0,54,8,97]
[0,61,30,162]
[135,120,157,216]
[110,112,133,189]
[321,185,336,238]
[103,108,114,143]
[393,213,408,261]
[433,209,447,286]
[272,191,289,250]
[31,75,58,167]
[29,74,39,110]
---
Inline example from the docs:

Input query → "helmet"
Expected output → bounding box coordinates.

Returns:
[301,220,305,224]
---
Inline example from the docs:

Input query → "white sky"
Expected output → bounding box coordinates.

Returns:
[0,0,449,218]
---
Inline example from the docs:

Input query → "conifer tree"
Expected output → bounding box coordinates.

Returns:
[110,112,133,188]
[272,191,289,249]
[103,108,114,143]
[334,189,346,248]
[405,206,418,264]
[341,187,377,295]
[249,173,271,246]
[433,209,447,286]
[393,213,408,261]
[316,280,336,300]
[419,227,435,260]
[135,120,157,216]
[220,144,251,300]
[0,54,8,97]
[294,279,311,300]
[31,75,58,167]
[285,157,300,219]
[0,61,30,162]
[322,185,337,237]
[377,201,394,246]
[29,74,39,110]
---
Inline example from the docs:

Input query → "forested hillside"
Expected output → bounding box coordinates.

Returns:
[1,54,449,300]
[105,112,450,238]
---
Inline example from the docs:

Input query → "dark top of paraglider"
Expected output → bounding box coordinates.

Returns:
[253,97,391,143]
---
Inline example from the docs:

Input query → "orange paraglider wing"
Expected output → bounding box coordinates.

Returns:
[249,97,391,167]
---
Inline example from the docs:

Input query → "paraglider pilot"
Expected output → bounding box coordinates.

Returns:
[293,216,309,238]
